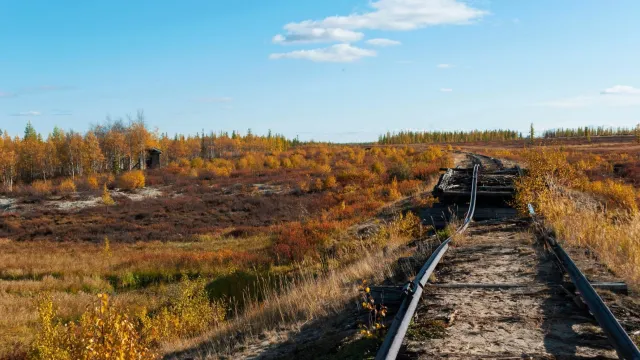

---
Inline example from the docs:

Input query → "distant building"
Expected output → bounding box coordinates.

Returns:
[146,148,162,169]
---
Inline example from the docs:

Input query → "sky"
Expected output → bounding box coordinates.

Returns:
[1,0,639,143]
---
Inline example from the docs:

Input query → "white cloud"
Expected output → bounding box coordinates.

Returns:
[440,88,453,92]
[437,63,454,69]
[270,44,376,63]
[601,85,640,95]
[274,0,487,44]
[11,111,41,116]
[273,28,364,44]
[198,97,233,103]
[366,38,401,46]
[541,86,640,108]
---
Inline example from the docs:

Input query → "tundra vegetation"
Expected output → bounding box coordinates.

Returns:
[474,139,640,288]
[0,121,453,359]
[2,121,640,359]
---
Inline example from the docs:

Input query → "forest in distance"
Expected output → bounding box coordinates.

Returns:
[2,114,639,190]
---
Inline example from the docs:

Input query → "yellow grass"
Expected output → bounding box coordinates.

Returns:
[161,227,418,358]
[516,147,640,287]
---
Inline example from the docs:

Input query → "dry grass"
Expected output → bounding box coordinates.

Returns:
[515,147,640,288]
[161,228,416,359]
[535,187,640,287]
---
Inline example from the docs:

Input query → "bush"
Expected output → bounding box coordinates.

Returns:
[30,294,155,360]
[102,184,115,206]
[381,178,402,201]
[264,156,280,169]
[281,158,293,169]
[30,180,52,196]
[86,175,99,190]
[57,178,76,194]
[387,162,412,182]
[412,162,440,180]
[371,161,386,175]
[190,157,204,169]
[139,277,227,344]
[324,175,338,190]
[312,178,324,192]
[397,180,423,196]
[118,170,145,190]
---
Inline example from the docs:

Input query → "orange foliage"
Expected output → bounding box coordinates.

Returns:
[57,178,76,194]
[30,180,52,196]
[118,170,145,190]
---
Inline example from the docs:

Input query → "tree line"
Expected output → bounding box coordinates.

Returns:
[542,126,638,139]
[0,112,293,190]
[378,129,523,145]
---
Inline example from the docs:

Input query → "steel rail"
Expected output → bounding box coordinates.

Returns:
[375,164,479,360]
[527,204,640,360]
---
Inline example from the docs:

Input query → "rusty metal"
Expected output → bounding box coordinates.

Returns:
[375,164,479,360]
[529,205,640,360]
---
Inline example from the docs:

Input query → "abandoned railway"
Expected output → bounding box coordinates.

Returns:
[374,153,640,360]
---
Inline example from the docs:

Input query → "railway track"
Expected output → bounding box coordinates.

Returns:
[376,154,640,360]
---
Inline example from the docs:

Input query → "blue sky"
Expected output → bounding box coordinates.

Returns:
[1,0,639,142]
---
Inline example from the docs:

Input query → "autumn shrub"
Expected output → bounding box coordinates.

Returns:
[190,157,204,169]
[30,180,52,196]
[238,154,259,170]
[139,277,227,345]
[166,161,184,175]
[298,179,311,193]
[324,175,338,190]
[118,170,146,190]
[290,154,306,168]
[212,167,232,178]
[371,161,386,175]
[30,294,155,360]
[397,180,423,196]
[314,164,332,175]
[264,156,280,169]
[418,146,443,162]
[381,178,402,201]
[178,158,191,169]
[102,184,115,205]
[312,178,324,192]
[315,153,330,165]
[336,168,373,186]
[387,162,412,182]
[56,178,76,195]
[515,148,579,214]
[271,221,341,263]
[580,178,638,213]
[281,158,293,169]
[85,175,99,190]
[411,162,440,180]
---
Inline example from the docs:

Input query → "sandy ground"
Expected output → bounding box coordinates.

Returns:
[402,220,618,359]
[0,187,164,213]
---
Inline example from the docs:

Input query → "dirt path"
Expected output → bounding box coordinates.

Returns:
[401,220,618,359]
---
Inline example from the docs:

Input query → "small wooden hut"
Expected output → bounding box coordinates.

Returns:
[146,148,162,169]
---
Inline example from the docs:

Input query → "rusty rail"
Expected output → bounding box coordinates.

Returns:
[528,204,640,360]
[375,164,479,360]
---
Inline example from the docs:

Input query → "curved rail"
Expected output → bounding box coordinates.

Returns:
[375,164,480,360]
[528,204,640,360]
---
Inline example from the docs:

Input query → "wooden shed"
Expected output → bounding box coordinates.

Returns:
[146,148,162,169]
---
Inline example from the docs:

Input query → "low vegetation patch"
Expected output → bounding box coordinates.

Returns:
[515,147,640,287]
